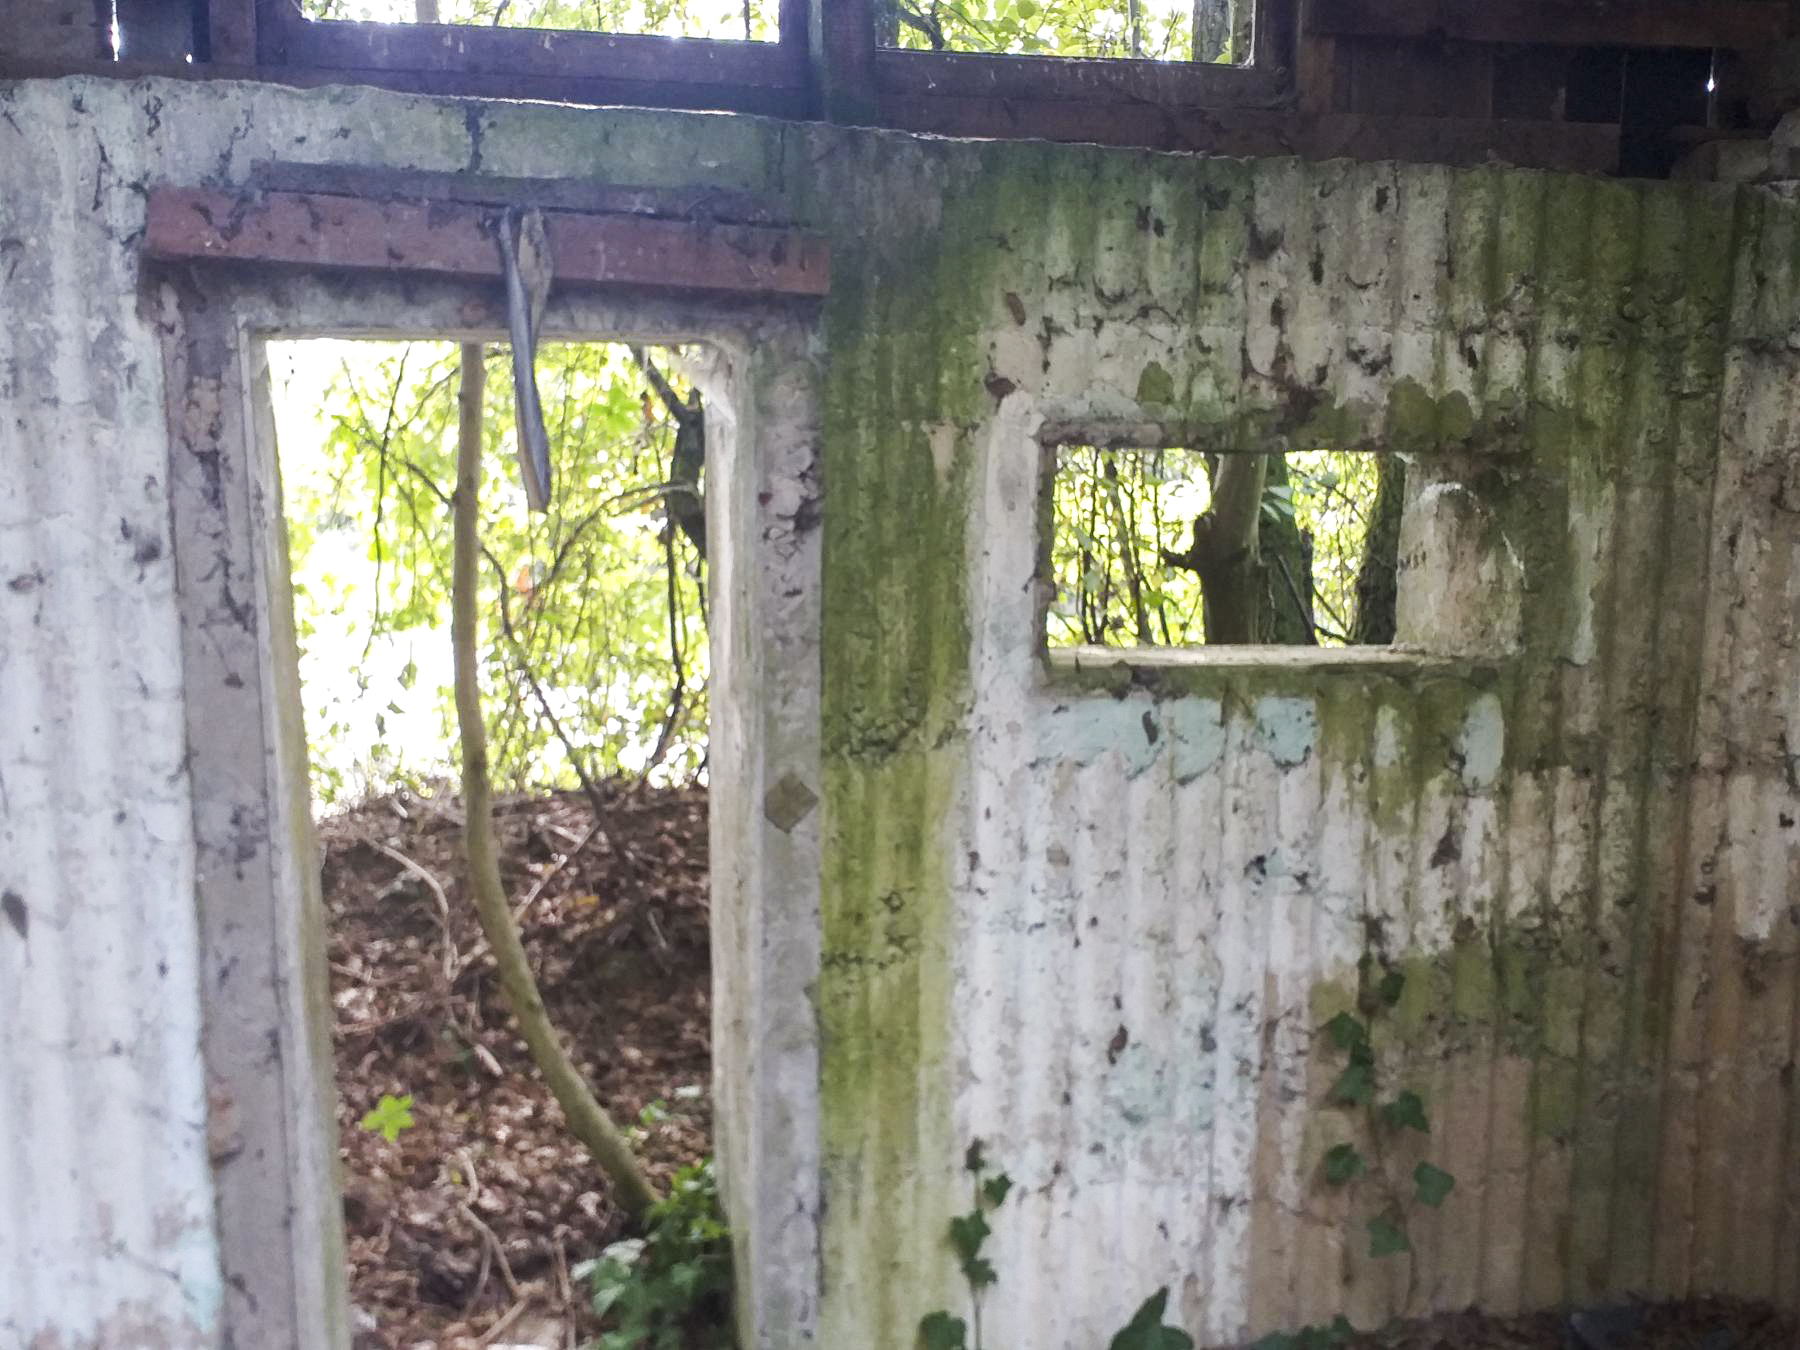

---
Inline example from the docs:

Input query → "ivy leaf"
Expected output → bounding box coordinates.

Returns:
[963,1255,998,1290]
[358,1093,415,1143]
[1413,1161,1456,1208]
[948,1210,990,1266]
[1380,1090,1430,1133]
[1294,1318,1356,1349]
[1250,1336,1295,1350]
[1323,1012,1367,1052]
[1323,1143,1366,1185]
[982,1173,1014,1209]
[1329,1061,1375,1107]
[1378,968,1406,1006]
[1367,1214,1411,1258]
[919,1311,967,1350]
[964,1139,987,1174]
[1107,1288,1195,1350]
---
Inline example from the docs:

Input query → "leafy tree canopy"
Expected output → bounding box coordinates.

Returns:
[276,339,707,805]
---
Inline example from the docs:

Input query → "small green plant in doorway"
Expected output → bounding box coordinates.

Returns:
[578,1158,734,1349]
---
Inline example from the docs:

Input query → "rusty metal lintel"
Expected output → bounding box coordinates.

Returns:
[142,186,829,299]
[249,162,791,226]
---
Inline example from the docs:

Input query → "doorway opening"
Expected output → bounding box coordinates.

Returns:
[267,335,719,1347]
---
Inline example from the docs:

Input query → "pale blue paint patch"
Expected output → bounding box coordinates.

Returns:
[1167,698,1225,784]
[1034,697,1164,777]
[1253,696,1318,768]
[1457,693,1505,791]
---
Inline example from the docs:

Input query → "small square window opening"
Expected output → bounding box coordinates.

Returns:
[878,0,1255,63]
[1044,445,1406,651]
[302,0,780,44]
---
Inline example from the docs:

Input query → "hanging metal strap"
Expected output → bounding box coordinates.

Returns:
[493,206,555,512]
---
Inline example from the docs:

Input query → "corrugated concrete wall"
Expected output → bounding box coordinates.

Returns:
[2,73,1797,1350]
[0,83,224,1349]
[808,145,1800,1346]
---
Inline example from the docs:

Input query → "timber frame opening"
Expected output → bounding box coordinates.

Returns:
[148,177,828,1349]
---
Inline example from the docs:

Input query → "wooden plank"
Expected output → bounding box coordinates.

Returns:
[255,0,292,63]
[873,45,1287,106]
[1253,0,1300,78]
[206,0,257,65]
[1305,0,1789,51]
[250,161,791,224]
[877,94,1621,171]
[0,0,106,60]
[813,0,880,123]
[1344,39,1493,119]
[1295,0,1344,112]
[142,186,830,297]
[0,53,811,115]
[280,14,806,87]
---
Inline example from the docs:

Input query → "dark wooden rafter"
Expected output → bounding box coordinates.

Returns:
[872,46,1287,106]
[28,0,1773,173]
[880,97,1620,170]
[1305,0,1791,50]
[142,185,830,299]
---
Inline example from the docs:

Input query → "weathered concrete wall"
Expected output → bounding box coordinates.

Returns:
[805,139,1800,1347]
[2,73,1798,1350]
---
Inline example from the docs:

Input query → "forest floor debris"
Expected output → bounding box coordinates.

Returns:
[1297,1298,1796,1350]
[323,783,711,1350]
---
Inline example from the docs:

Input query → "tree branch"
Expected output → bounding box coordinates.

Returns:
[451,341,657,1221]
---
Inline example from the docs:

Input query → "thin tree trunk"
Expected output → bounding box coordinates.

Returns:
[451,343,659,1220]
[1192,0,1228,61]
[1350,454,1406,645]
[1163,453,1316,644]
[1257,456,1316,645]
[1164,453,1266,644]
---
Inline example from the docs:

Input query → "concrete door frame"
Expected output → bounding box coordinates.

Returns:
[152,263,825,1349]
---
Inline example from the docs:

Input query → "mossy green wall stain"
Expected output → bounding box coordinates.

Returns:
[817,751,963,1341]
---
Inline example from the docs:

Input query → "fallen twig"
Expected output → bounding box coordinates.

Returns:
[371,839,459,983]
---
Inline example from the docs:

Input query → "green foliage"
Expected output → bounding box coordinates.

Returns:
[1376,968,1406,1007]
[1322,1142,1365,1185]
[302,0,778,42]
[1379,1091,1429,1134]
[948,1209,997,1288]
[358,1092,416,1142]
[276,339,707,804]
[1366,1214,1410,1259]
[920,1143,1197,1350]
[920,1311,969,1350]
[1316,956,1457,1276]
[1413,1162,1455,1209]
[1107,1289,1194,1350]
[1328,1059,1375,1107]
[1046,447,1387,650]
[1323,1012,1367,1052]
[1250,1315,1355,1350]
[887,0,1231,61]
[578,1159,733,1350]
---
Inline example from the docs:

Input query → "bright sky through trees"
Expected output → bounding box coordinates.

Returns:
[300,0,1234,59]
[271,339,709,805]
